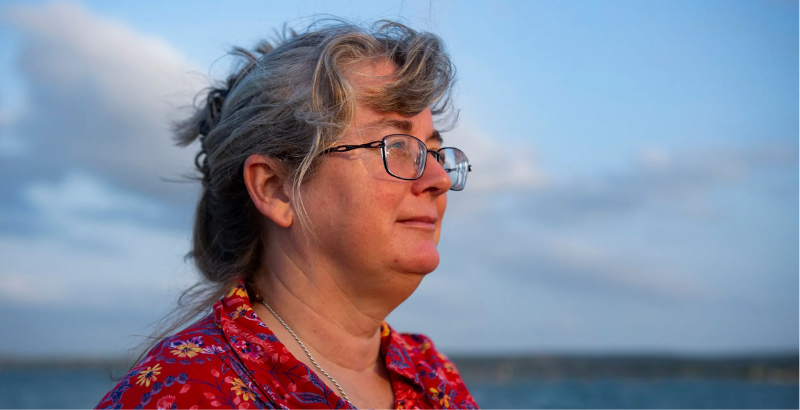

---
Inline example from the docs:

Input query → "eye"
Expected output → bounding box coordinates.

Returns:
[388,140,406,150]
[385,139,410,158]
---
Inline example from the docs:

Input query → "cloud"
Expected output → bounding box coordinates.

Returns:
[3,1,206,206]
[0,106,25,156]
[0,2,203,355]
[0,173,196,308]
[382,118,797,353]
[514,141,798,226]
[445,125,795,235]
[25,172,164,220]
[410,135,797,334]
[446,122,549,192]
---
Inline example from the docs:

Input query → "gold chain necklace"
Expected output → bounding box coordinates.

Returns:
[260,299,353,406]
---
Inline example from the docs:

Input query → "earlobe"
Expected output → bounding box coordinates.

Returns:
[243,154,293,228]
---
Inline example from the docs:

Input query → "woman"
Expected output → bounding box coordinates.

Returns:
[96,20,475,409]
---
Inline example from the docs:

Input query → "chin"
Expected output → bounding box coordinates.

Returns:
[395,240,440,275]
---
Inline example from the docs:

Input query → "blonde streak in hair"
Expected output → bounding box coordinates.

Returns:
[397,38,442,94]
[396,37,451,114]
[292,33,376,250]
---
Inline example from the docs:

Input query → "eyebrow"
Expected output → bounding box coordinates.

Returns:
[428,130,443,144]
[365,118,443,144]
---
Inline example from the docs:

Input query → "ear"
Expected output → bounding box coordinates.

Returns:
[243,154,293,228]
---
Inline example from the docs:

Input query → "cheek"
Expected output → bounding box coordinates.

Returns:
[305,171,403,249]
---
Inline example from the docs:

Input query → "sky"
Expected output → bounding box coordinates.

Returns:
[0,0,797,358]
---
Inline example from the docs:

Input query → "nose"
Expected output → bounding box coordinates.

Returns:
[412,152,451,196]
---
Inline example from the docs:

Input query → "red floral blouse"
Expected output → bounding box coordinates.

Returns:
[95,280,477,409]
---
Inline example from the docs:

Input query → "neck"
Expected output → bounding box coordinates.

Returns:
[250,236,423,371]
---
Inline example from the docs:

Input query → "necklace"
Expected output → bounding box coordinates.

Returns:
[259,299,353,405]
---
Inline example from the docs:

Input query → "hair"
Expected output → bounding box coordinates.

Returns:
[128,19,456,365]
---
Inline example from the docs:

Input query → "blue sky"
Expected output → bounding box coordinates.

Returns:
[0,0,796,358]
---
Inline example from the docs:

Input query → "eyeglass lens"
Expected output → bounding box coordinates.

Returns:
[382,135,469,191]
[384,135,425,180]
[440,147,468,191]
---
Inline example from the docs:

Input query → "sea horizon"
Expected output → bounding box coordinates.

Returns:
[1,352,797,409]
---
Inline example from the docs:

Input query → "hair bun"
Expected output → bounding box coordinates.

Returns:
[199,88,230,137]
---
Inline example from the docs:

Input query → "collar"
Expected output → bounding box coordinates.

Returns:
[213,279,425,408]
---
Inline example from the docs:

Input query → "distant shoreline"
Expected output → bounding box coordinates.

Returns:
[1,353,796,383]
[448,353,799,383]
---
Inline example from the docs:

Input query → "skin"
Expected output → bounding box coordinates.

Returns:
[243,58,450,409]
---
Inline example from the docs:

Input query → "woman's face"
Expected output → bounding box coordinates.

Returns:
[298,60,451,286]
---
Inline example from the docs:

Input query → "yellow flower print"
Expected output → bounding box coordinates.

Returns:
[429,387,451,408]
[231,305,249,320]
[438,352,459,374]
[419,339,432,354]
[226,285,248,299]
[229,377,256,401]
[136,364,162,387]
[381,321,390,337]
[169,337,205,358]
[443,360,457,373]
[171,341,203,358]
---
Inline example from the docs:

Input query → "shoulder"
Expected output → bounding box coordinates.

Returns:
[396,332,478,409]
[397,332,459,374]
[96,314,271,409]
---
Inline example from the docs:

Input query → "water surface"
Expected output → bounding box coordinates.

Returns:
[0,367,797,408]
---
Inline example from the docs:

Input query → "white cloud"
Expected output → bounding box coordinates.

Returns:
[446,121,548,192]
[3,0,206,203]
[637,146,672,170]
[24,172,164,219]
[0,173,196,309]
[0,0,206,312]
[0,272,64,303]
[0,227,195,308]
[0,106,26,156]
[395,137,797,352]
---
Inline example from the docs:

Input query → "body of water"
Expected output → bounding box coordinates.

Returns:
[466,378,798,409]
[0,367,797,408]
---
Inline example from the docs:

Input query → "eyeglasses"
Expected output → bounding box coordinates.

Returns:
[320,134,472,191]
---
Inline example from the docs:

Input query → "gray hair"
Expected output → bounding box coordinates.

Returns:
[133,19,456,360]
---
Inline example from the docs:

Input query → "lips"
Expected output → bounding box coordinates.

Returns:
[397,215,438,229]
[400,216,436,223]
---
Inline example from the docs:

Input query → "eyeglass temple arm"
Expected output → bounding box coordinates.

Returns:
[443,165,473,172]
[321,141,384,154]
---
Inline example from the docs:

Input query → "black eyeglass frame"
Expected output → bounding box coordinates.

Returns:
[320,134,473,190]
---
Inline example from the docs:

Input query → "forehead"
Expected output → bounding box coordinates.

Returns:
[359,116,442,144]
[344,59,440,144]
[346,105,439,146]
